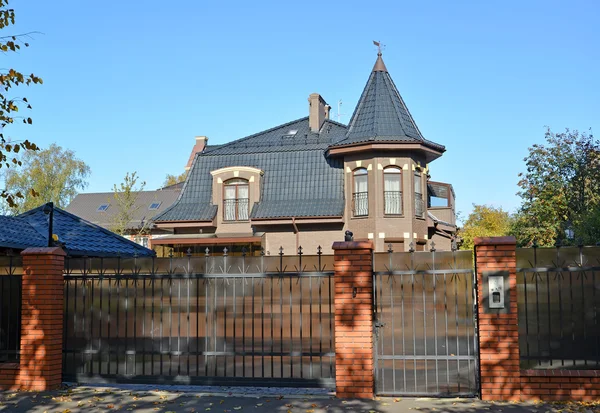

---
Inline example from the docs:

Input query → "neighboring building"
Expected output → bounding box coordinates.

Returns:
[0,204,154,257]
[65,188,180,249]
[153,52,456,256]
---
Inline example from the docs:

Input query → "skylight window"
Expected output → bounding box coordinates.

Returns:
[149,202,162,210]
[282,129,298,138]
[97,204,110,212]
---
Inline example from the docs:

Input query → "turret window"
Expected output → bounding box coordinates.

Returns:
[384,167,402,215]
[352,168,368,217]
[414,171,424,218]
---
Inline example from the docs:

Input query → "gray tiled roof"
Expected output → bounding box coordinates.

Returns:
[0,206,155,257]
[155,117,347,222]
[66,189,180,230]
[332,56,445,152]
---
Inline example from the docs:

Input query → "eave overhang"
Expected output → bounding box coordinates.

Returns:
[327,142,444,163]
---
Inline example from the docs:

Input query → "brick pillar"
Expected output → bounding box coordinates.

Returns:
[474,237,520,401]
[17,247,66,391]
[332,241,374,399]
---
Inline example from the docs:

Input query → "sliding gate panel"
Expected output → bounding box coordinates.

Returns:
[373,248,478,396]
[62,253,335,388]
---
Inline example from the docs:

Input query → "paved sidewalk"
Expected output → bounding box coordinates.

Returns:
[0,386,594,413]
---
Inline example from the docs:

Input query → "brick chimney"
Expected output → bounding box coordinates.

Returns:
[308,93,331,133]
[185,136,208,170]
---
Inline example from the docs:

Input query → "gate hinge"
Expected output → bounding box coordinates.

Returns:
[374,320,386,328]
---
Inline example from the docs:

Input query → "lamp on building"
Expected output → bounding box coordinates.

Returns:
[42,202,55,247]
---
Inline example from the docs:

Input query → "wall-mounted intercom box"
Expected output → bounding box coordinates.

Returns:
[482,270,510,313]
[488,273,504,309]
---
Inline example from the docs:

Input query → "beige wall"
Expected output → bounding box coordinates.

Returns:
[343,153,431,252]
[211,167,262,235]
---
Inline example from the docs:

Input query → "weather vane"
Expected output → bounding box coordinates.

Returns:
[373,40,385,55]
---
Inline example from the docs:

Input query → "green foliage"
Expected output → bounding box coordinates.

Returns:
[458,204,513,250]
[3,143,90,214]
[514,127,600,246]
[110,171,148,236]
[0,0,42,207]
[163,171,187,188]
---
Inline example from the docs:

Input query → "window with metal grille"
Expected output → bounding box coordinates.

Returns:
[384,166,402,215]
[352,168,368,217]
[414,171,424,218]
[223,178,249,221]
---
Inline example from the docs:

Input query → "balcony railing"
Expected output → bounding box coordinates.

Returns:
[415,193,425,218]
[223,198,249,221]
[384,191,403,215]
[352,192,368,217]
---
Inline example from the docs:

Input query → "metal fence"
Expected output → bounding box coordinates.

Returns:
[0,253,22,363]
[63,247,336,387]
[373,243,478,397]
[517,245,600,370]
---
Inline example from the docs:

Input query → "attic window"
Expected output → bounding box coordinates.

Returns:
[97,203,110,212]
[149,202,162,210]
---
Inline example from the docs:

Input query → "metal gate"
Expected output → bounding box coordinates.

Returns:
[62,250,336,388]
[373,247,479,396]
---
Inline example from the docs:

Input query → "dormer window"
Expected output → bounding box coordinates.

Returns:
[384,167,402,215]
[224,178,249,221]
[352,168,368,217]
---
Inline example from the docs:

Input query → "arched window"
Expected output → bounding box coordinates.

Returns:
[223,178,249,221]
[414,171,424,218]
[384,166,402,215]
[352,168,368,217]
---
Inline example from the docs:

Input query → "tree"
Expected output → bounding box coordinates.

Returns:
[3,143,90,214]
[458,204,513,250]
[110,171,149,236]
[163,171,187,188]
[514,128,600,246]
[0,0,43,207]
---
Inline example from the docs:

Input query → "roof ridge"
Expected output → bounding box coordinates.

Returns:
[202,117,309,155]
[18,205,155,254]
[323,118,348,128]
[72,189,180,197]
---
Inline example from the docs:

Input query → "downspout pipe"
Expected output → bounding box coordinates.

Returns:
[292,217,300,252]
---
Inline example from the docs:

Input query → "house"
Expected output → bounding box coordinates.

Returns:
[0,203,155,257]
[152,51,456,256]
[65,187,180,249]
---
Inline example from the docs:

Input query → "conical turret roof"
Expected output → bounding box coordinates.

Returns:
[331,53,444,152]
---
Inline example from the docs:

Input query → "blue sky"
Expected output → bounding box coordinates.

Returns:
[7,0,599,221]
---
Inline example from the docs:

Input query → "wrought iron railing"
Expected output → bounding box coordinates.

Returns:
[415,193,424,218]
[384,191,403,215]
[63,246,335,387]
[352,191,368,217]
[0,252,22,363]
[517,244,600,369]
[223,198,249,221]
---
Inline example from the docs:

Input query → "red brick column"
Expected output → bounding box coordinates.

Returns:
[332,241,374,399]
[2,247,66,391]
[474,237,520,401]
